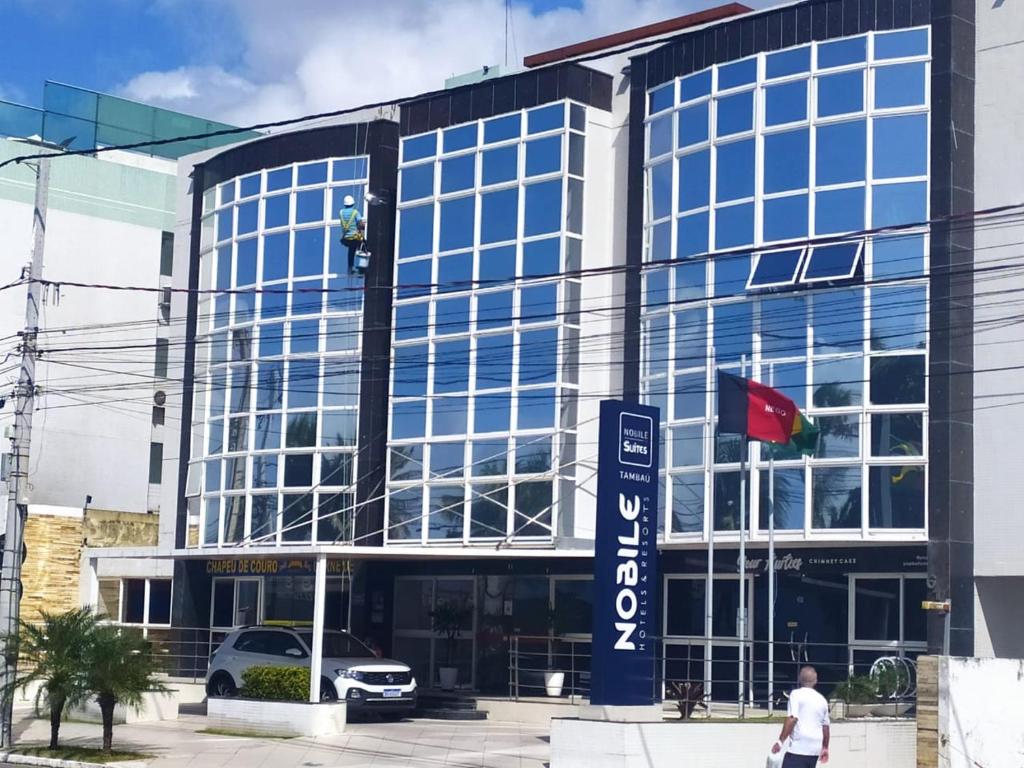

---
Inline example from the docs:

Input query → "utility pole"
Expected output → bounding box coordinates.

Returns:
[0,155,49,747]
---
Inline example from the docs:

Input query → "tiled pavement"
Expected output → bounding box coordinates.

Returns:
[9,712,551,767]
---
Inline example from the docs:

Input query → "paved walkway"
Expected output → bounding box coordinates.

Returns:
[10,711,550,768]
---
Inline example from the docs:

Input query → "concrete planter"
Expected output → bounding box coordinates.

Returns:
[207,697,347,737]
[544,672,566,697]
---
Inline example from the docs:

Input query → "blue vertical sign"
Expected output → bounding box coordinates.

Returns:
[590,399,660,706]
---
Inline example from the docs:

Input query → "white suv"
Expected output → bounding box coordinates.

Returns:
[206,627,417,716]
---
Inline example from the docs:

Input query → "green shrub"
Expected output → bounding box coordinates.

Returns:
[240,666,310,702]
[832,675,878,705]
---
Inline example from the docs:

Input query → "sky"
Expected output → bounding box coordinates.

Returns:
[0,0,770,127]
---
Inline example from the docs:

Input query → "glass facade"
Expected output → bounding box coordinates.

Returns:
[642,29,929,539]
[189,157,370,546]
[387,101,587,544]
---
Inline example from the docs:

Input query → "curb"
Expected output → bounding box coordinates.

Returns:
[0,752,148,768]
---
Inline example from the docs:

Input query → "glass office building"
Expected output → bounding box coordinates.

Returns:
[386,100,588,545]
[190,155,369,546]
[641,28,930,542]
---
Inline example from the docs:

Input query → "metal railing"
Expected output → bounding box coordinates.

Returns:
[507,634,920,718]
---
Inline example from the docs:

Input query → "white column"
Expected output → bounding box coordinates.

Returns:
[309,553,327,703]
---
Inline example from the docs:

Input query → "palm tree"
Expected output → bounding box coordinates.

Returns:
[5,608,97,749]
[84,625,169,753]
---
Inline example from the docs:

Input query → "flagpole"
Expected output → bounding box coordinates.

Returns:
[706,347,716,717]
[738,355,747,717]
[768,363,776,717]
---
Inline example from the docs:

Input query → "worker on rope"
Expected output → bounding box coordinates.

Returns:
[338,194,367,274]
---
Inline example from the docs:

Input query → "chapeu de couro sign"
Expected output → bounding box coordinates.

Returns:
[205,559,349,576]
[590,400,661,707]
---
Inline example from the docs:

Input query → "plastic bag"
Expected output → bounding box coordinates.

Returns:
[765,747,785,768]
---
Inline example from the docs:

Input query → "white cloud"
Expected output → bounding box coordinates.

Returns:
[117,0,764,125]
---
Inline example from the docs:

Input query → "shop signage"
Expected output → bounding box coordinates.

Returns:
[205,558,349,576]
[590,400,660,707]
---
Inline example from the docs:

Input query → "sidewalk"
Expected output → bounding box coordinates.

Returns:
[8,710,551,768]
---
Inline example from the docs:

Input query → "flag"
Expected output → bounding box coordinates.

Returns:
[718,370,819,453]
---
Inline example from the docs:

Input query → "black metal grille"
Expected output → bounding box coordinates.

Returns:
[361,671,411,685]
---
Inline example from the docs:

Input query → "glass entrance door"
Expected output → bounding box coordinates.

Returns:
[392,576,476,689]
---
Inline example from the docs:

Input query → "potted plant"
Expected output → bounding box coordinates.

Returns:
[431,600,472,691]
[831,675,878,718]
[543,604,565,697]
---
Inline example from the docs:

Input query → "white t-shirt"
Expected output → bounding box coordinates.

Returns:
[786,686,830,756]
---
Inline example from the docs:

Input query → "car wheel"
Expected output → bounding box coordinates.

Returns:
[208,672,237,698]
[319,679,338,702]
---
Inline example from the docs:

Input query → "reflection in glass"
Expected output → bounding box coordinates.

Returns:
[869,465,924,528]
[390,444,424,481]
[812,466,861,528]
[481,188,518,244]
[471,486,508,538]
[871,413,922,457]
[441,155,475,193]
[514,481,552,536]
[812,357,863,408]
[758,467,805,530]
[854,578,899,640]
[482,145,518,186]
[472,441,508,476]
[429,486,465,540]
[816,120,866,186]
[713,471,749,531]
[282,493,312,541]
[716,91,754,136]
[389,488,423,540]
[671,474,703,533]
[817,70,863,116]
[815,415,860,458]
[870,355,925,405]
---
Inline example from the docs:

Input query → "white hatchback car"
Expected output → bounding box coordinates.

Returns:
[206,626,417,716]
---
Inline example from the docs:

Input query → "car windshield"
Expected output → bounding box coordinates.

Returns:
[297,631,375,659]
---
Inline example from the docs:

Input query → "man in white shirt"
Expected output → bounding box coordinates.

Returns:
[771,666,830,766]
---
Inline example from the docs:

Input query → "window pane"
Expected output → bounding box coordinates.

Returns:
[295,189,324,224]
[286,413,317,448]
[758,467,805,530]
[671,425,703,467]
[264,194,289,229]
[812,466,861,528]
[803,242,861,280]
[764,196,808,242]
[873,182,927,228]
[517,388,555,430]
[715,204,753,249]
[819,36,866,68]
[482,145,518,186]
[875,63,926,109]
[520,283,556,324]
[750,248,803,287]
[253,413,281,450]
[429,442,465,478]
[435,296,470,335]
[870,355,925,405]
[321,452,352,486]
[871,285,926,351]
[855,578,900,640]
[471,486,508,538]
[477,290,513,329]
[765,80,807,126]
[716,90,753,137]
[123,580,146,623]
[262,232,289,282]
[817,70,863,117]
[441,154,475,193]
[474,392,511,433]
[395,302,429,340]
[293,228,324,277]
[761,296,807,361]
[240,174,261,198]
[904,578,928,641]
[813,357,863,408]
[484,114,521,143]
[813,289,863,354]
[714,301,752,362]
[680,70,712,101]
[148,580,172,625]
[670,475,703,534]
[871,413,922,457]
[440,196,475,252]
[713,471,749,531]
[236,238,257,286]
[332,157,368,181]
[237,201,258,236]
[282,493,312,541]
[399,204,434,259]
[678,150,710,211]
[322,411,356,448]
[525,180,563,236]
[527,103,563,134]
[649,83,674,114]
[253,454,279,488]
[873,114,927,179]
[714,253,750,297]
[402,162,434,201]
[526,135,562,176]
[523,237,559,278]
[433,396,468,435]
[515,437,551,473]
[396,259,432,300]
[513,481,552,536]
[677,212,708,258]
[403,134,436,163]
[678,102,709,147]
[815,414,860,458]
[766,46,810,78]
[816,120,866,186]
[389,444,423,481]
[391,400,426,439]
[869,465,924,528]
[763,129,809,193]
[472,440,508,476]
[815,188,864,235]
[287,359,319,409]
[389,488,423,540]
[438,251,473,293]
[434,339,470,393]
[443,124,476,153]
[674,308,706,370]
[876,28,929,59]
[481,188,518,244]
[665,579,705,634]
[716,139,755,202]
